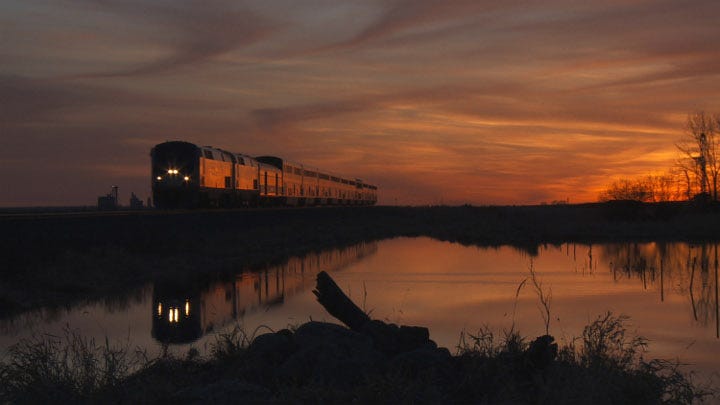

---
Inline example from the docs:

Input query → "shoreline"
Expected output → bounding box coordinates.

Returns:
[1,271,712,403]
[2,202,720,317]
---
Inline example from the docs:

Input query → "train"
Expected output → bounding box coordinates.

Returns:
[151,141,377,209]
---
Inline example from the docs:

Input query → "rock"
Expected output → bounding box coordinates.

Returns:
[398,325,431,349]
[360,320,433,356]
[246,329,296,367]
[277,321,383,386]
[524,335,557,370]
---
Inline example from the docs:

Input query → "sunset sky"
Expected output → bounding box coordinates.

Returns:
[3,0,720,206]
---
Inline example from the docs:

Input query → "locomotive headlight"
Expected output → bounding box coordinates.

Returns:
[183,176,190,181]
[167,169,173,174]
[156,176,162,181]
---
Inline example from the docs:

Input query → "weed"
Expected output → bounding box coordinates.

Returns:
[579,311,647,369]
[456,325,496,356]
[0,325,146,403]
[209,324,251,360]
[209,323,278,361]
[529,259,552,335]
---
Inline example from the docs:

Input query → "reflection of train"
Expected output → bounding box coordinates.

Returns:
[151,141,378,209]
[151,242,378,344]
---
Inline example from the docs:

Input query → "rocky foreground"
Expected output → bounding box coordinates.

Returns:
[110,272,701,404]
[128,321,558,404]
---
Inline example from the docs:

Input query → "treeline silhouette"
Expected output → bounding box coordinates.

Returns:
[600,111,720,202]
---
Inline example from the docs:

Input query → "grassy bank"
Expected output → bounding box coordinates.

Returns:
[0,312,712,404]
[2,202,720,317]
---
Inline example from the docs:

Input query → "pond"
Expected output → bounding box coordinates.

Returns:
[1,237,718,382]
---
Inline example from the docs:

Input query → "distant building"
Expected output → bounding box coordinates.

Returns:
[97,186,119,210]
[130,192,144,209]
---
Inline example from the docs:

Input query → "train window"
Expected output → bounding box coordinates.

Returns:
[203,150,213,159]
[237,157,245,165]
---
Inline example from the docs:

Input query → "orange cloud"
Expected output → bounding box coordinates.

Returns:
[2,0,720,206]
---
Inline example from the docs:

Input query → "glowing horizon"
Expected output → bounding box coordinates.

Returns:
[2,0,720,206]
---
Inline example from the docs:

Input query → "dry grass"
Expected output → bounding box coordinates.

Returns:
[1,314,714,404]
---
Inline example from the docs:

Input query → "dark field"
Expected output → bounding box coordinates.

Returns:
[3,202,720,318]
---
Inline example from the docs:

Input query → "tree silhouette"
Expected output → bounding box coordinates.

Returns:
[676,111,719,201]
[599,111,720,202]
[598,174,681,202]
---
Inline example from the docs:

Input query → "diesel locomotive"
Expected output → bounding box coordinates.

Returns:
[151,141,377,209]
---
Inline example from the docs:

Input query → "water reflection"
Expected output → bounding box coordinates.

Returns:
[2,238,719,381]
[151,242,378,344]
[600,242,720,337]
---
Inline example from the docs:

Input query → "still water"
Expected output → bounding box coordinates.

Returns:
[1,237,719,380]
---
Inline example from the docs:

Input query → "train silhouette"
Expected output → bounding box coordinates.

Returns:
[151,141,378,209]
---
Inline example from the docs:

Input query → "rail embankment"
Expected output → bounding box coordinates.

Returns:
[2,202,720,317]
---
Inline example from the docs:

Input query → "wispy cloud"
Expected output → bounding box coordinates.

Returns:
[2,0,720,205]
[62,0,276,77]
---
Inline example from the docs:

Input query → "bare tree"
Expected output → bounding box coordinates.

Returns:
[600,111,720,203]
[676,111,719,200]
[598,177,651,202]
[673,163,698,200]
[598,172,682,202]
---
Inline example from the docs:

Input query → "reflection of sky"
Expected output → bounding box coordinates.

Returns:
[1,238,718,381]
[3,1,720,206]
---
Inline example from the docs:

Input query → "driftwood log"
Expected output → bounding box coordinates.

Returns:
[313,271,371,331]
[313,271,436,357]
